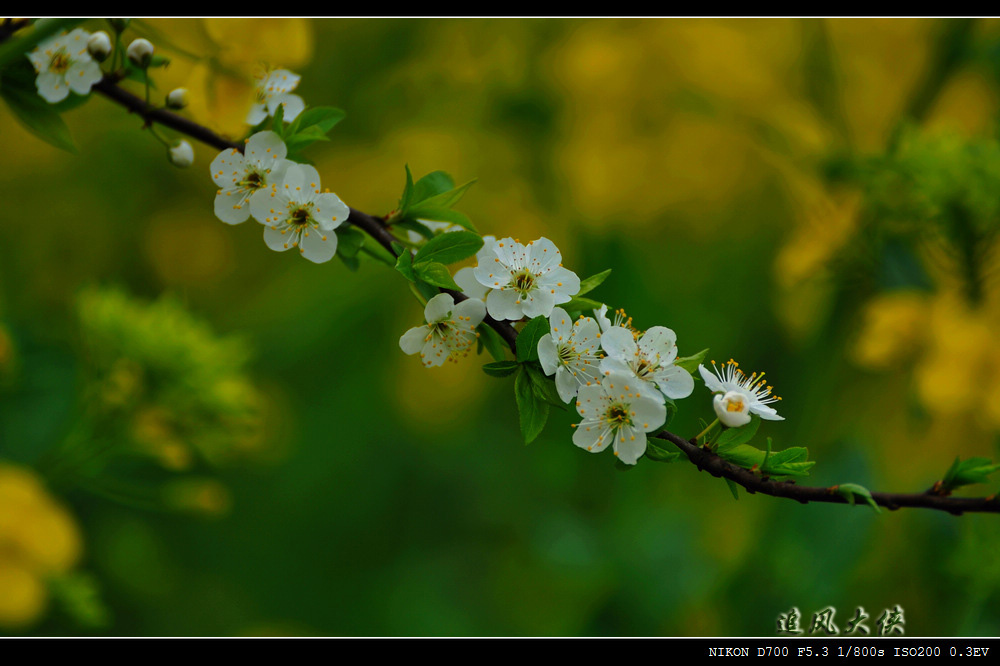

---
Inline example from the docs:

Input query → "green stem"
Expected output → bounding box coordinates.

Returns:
[695,418,720,443]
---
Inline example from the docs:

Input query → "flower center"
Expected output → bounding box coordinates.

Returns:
[634,357,659,379]
[605,403,632,427]
[510,269,536,296]
[241,171,264,190]
[557,343,577,366]
[724,394,746,413]
[290,207,313,227]
[50,51,70,74]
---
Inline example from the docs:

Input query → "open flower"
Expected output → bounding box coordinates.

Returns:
[251,163,350,263]
[572,372,667,465]
[27,29,103,103]
[594,304,637,335]
[399,293,486,367]
[699,359,783,427]
[600,325,694,402]
[247,68,304,125]
[472,237,580,321]
[537,307,603,402]
[210,131,293,224]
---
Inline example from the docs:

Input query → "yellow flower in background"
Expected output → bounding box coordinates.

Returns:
[0,464,82,628]
[851,291,930,370]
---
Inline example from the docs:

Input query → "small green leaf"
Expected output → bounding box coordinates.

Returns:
[270,100,285,131]
[412,261,461,290]
[413,230,483,266]
[288,106,345,135]
[336,226,365,258]
[714,414,760,453]
[836,483,881,514]
[483,361,519,378]
[412,179,476,211]
[412,279,440,303]
[717,444,766,470]
[645,439,684,463]
[411,170,455,204]
[477,323,507,361]
[395,219,436,240]
[516,316,549,363]
[399,164,415,211]
[405,206,476,232]
[515,368,548,444]
[941,456,1000,491]
[724,478,740,500]
[338,253,359,272]
[674,348,710,374]
[394,248,415,282]
[577,269,611,296]
[560,296,603,313]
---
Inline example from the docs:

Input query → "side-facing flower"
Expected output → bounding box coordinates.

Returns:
[473,237,580,321]
[537,307,603,403]
[247,68,304,125]
[86,31,111,62]
[454,235,496,301]
[126,38,154,68]
[399,293,486,367]
[210,131,293,225]
[251,163,350,263]
[600,325,694,402]
[27,29,103,103]
[698,359,783,428]
[572,372,666,465]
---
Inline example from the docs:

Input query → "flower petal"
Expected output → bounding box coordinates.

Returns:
[424,293,456,323]
[400,326,429,355]
[299,227,337,263]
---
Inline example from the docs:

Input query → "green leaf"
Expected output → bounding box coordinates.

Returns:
[761,447,815,478]
[399,164,415,211]
[413,230,483,266]
[394,248,415,282]
[338,253,359,272]
[336,226,365,258]
[645,439,684,463]
[412,261,461,290]
[724,478,740,500]
[714,414,760,453]
[411,179,476,211]
[516,316,549,363]
[515,368,548,444]
[411,170,455,204]
[717,444,766,470]
[483,361,519,378]
[941,456,1000,491]
[615,459,636,472]
[525,363,568,410]
[477,323,507,361]
[412,279,440,303]
[836,483,881,514]
[289,106,345,135]
[270,98,285,131]
[560,296,603,313]
[674,348,710,374]
[0,80,76,152]
[577,269,611,296]
[395,219,435,240]
[283,125,330,154]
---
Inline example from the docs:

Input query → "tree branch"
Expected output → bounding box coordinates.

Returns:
[84,72,998,516]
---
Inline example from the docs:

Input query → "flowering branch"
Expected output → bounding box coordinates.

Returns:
[9,21,1000,517]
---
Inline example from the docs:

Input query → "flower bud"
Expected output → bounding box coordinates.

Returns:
[713,390,752,428]
[165,88,189,110]
[168,140,194,168]
[87,31,112,62]
[108,18,131,33]
[126,38,153,68]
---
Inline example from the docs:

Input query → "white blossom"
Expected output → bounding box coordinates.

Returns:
[399,293,486,367]
[166,87,189,110]
[210,131,293,225]
[572,372,667,465]
[27,29,103,104]
[247,68,304,125]
[699,359,783,428]
[86,31,111,62]
[600,325,694,402]
[251,163,350,263]
[472,237,580,321]
[537,307,603,402]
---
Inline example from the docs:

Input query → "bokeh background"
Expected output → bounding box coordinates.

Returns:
[2,17,1000,636]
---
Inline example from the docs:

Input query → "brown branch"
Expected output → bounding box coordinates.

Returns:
[85,72,999,516]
